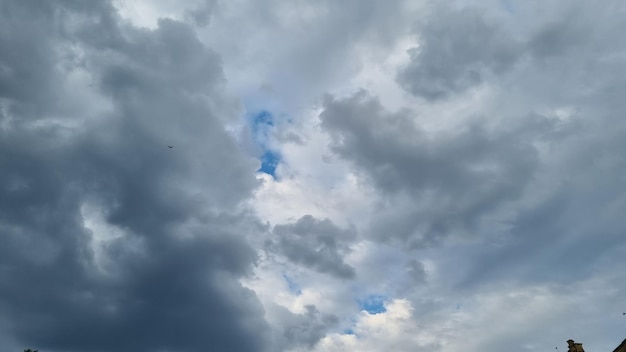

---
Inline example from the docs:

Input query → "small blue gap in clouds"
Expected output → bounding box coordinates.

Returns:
[249,110,281,179]
[254,110,274,126]
[251,110,274,137]
[358,294,387,315]
[282,273,302,296]
[259,150,280,178]
[342,328,355,335]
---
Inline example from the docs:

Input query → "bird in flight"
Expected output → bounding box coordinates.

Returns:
[167,145,173,149]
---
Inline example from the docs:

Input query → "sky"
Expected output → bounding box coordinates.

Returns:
[1,1,626,351]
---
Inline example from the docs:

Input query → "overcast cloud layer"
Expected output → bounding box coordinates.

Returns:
[1,1,626,352]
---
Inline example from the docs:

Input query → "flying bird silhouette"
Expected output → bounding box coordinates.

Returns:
[167,145,173,149]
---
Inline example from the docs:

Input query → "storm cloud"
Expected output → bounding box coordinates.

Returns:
[3,1,626,352]
[320,90,555,247]
[397,8,522,101]
[268,215,357,279]
[0,1,268,351]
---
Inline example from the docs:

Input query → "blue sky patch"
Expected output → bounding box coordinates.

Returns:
[282,273,301,295]
[248,110,281,178]
[358,294,387,314]
[251,110,274,135]
[259,150,280,178]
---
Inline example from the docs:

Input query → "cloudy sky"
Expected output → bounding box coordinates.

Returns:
[1,1,626,351]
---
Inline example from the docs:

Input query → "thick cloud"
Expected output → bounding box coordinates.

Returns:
[194,0,413,113]
[404,259,426,285]
[270,303,339,350]
[397,8,521,100]
[320,91,556,247]
[319,1,626,291]
[0,1,269,351]
[4,1,626,352]
[268,215,357,279]
[397,2,626,102]
[235,1,626,351]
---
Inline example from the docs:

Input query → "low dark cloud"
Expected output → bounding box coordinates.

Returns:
[397,3,626,102]
[405,259,427,285]
[320,91,559,247]
[271,303,339,350]
[4,0,626,351]
[268,215,357,279]
[321,1,626,296]
[0,1,270,351]
[397,8,522,100]
[185,0,218,27]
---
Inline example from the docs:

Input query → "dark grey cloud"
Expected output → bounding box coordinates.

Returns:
[185,0,217,27]
[525,4,606,61]
[405,259,426,285]
[397,8,522,100]
[456,118,626,289]
[320,91,558,247]
[322,1,626,299]
[268,215,357,279]
[320,86,626,290]
[4,1,626,351]
[397,2,626,102]
[428,3,626,290]
[270,303,339,350]
[0,1,270,351]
